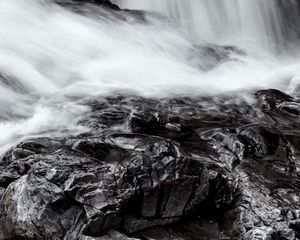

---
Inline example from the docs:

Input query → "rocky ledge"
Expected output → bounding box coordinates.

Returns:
[0,89,300,239]
[53,0,120,10]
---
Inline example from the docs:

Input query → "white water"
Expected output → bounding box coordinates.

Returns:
[114,0,287,49]
[1,0,300,153]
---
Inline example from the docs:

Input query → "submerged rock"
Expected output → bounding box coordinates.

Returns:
[190,44,246,70]
[1,90,300,239]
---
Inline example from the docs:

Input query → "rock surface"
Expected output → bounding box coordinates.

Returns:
[1,89,300,239]
[53,0,120,10]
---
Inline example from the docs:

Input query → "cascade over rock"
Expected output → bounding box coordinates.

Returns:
[1,90,300,239]
[1,0,300,239]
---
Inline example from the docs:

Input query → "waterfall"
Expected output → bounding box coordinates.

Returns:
[1,0,300,154]
[112,0,300,50]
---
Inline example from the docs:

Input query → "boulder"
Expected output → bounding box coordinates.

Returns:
[1,91,300,239]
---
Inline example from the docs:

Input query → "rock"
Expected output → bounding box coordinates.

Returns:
[51,0,148,23]
[0,134,209,239]
[53,0,120,10]
[1,90,300,239]
[84,230,140,240]
[128,109,167,134]
[256,89,293,110]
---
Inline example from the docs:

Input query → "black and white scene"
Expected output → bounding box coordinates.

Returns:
[1,0,300,239]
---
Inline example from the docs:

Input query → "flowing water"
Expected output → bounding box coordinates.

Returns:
[1,0,300,153]
[114,0,285,48]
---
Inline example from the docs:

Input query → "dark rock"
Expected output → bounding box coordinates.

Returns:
[1,90,300,239]
[0,134,209,239]
[51,0,148,23]
[53,0,120,10]
[256,89,294,113]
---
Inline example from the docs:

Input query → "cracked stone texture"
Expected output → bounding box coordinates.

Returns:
[1,89,300,239]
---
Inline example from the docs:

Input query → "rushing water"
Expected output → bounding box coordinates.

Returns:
[1,0,300,153]
[113,0,300,50]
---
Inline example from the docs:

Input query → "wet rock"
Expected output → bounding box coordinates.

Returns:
[1,90,300,239]
[134,217,231,240]
[90,230,140,240]
[0,135,209,239]
[52,0,148,23]
[72,137,129,161]
[255,89,300,126]
[128,109,167,134]
[53,0,120,10]
[237,125,283,156]
[197,128,244,170]
[256,89,293,110]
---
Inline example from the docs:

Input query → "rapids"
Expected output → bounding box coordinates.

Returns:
[1,0,300,153]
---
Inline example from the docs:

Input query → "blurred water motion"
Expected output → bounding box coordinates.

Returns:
[0,0,300,153]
